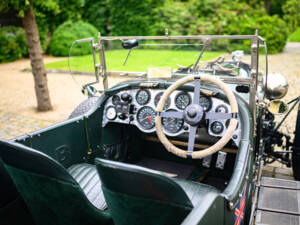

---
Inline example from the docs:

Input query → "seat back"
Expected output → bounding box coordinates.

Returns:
[0,140,110,225]
[95,158,193,225]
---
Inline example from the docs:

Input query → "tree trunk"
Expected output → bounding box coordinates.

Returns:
[264,0,271,14]
[22,4,53,111]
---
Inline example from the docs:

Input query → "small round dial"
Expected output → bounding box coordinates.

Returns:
[136,89,150,105]
[137,106,156,130]
[210,121,224,134]
[215,105,228,113]
[199,96,212,112]
[154,92,171,109]
[112,95,120,105]
[175,92,191,110]
[106,106,117,120]
[162,110,184,133]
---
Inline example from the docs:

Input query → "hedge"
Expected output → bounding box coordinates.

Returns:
[0,26,27,62]
[49,20,98,56]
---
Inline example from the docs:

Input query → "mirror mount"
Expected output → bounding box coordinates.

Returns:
[268,99,288,115]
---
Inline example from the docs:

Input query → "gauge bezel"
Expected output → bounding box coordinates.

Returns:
[136,89,151,105]
[175,91,191,110]
[162,109,184,133]
[215,104,228,113]
[105,106,117,120]
[136,106,156,130]
[112,95,121,105]
[199,96,213,112]
[154,92,171,109]
[210,121,224,134]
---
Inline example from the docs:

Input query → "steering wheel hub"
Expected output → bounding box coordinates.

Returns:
[184,104,203,125]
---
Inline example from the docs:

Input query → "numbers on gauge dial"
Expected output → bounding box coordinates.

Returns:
[137,106,156,130]
[175,92,191,110]
[136,89,150,105]
[162,110,184,133]
[199,96,212,112]
[154,92,171,109]
[112,95,121,105]
[106,106,117,120]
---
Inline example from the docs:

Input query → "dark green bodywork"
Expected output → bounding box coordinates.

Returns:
[1,79,254,225]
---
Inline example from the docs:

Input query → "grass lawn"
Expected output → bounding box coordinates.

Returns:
[289,28,300,42]
[45,49,224,72]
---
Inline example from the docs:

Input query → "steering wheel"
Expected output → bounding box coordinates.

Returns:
[155,75,238,159]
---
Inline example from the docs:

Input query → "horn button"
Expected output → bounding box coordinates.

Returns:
[184,104,204,125]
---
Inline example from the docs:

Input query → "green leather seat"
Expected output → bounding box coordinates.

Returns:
[95,158,219,225]
[0,140,111,225]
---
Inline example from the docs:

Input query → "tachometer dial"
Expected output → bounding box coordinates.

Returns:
[162,110,184,133]
[199,96,212,112]
[106,106,117,120]
[175,92,191,110]
[154,92,171,109]
[136,89,150,105]
[112,95,120,105]
[137,106,156,130]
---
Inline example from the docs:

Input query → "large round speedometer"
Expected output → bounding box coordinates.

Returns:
[162,110,184,133]
[137,106,156,130]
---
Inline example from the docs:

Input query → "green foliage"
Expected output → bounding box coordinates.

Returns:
[282,0,300,32]
[151,0,288,53]
[289,27,300,42]
[82,0,109,36]
[0,26,27,62]
[49,20,98,56]
[106,0,163,35]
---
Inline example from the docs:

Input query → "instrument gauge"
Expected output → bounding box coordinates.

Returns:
[106,106,117,120]
[210,121,224,134]
[112,95,120,105]
[199,96,212,112]
[154,92,171,109]
[136,89,150,105]
[162,110,184,133]
[175,92,191,110]
[137,106,156,130]
[215,105,228,113]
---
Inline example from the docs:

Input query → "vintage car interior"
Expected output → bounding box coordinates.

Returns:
[0,35,257,225]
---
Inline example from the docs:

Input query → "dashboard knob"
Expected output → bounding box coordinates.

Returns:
[118,113,127,120]
[121,93,132,103]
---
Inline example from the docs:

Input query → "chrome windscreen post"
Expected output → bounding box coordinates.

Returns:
[250,29,259,133]
[98,32,108,90]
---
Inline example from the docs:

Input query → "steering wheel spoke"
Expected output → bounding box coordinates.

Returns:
[159,111,184,119]
[187,125,198,156]
[193,79,201,105]
[205,112,234,120]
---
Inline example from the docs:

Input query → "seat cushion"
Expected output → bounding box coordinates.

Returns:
[173,178,220,207]
[68,163,107,210]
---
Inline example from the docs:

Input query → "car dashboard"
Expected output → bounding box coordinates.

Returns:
[102,88,241,146]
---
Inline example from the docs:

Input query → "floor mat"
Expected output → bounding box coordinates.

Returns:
[136,157,195,179]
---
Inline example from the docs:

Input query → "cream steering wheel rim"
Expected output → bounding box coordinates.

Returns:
[155,75,238,159]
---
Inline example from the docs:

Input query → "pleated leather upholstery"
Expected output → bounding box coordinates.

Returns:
[68,163,107,210]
